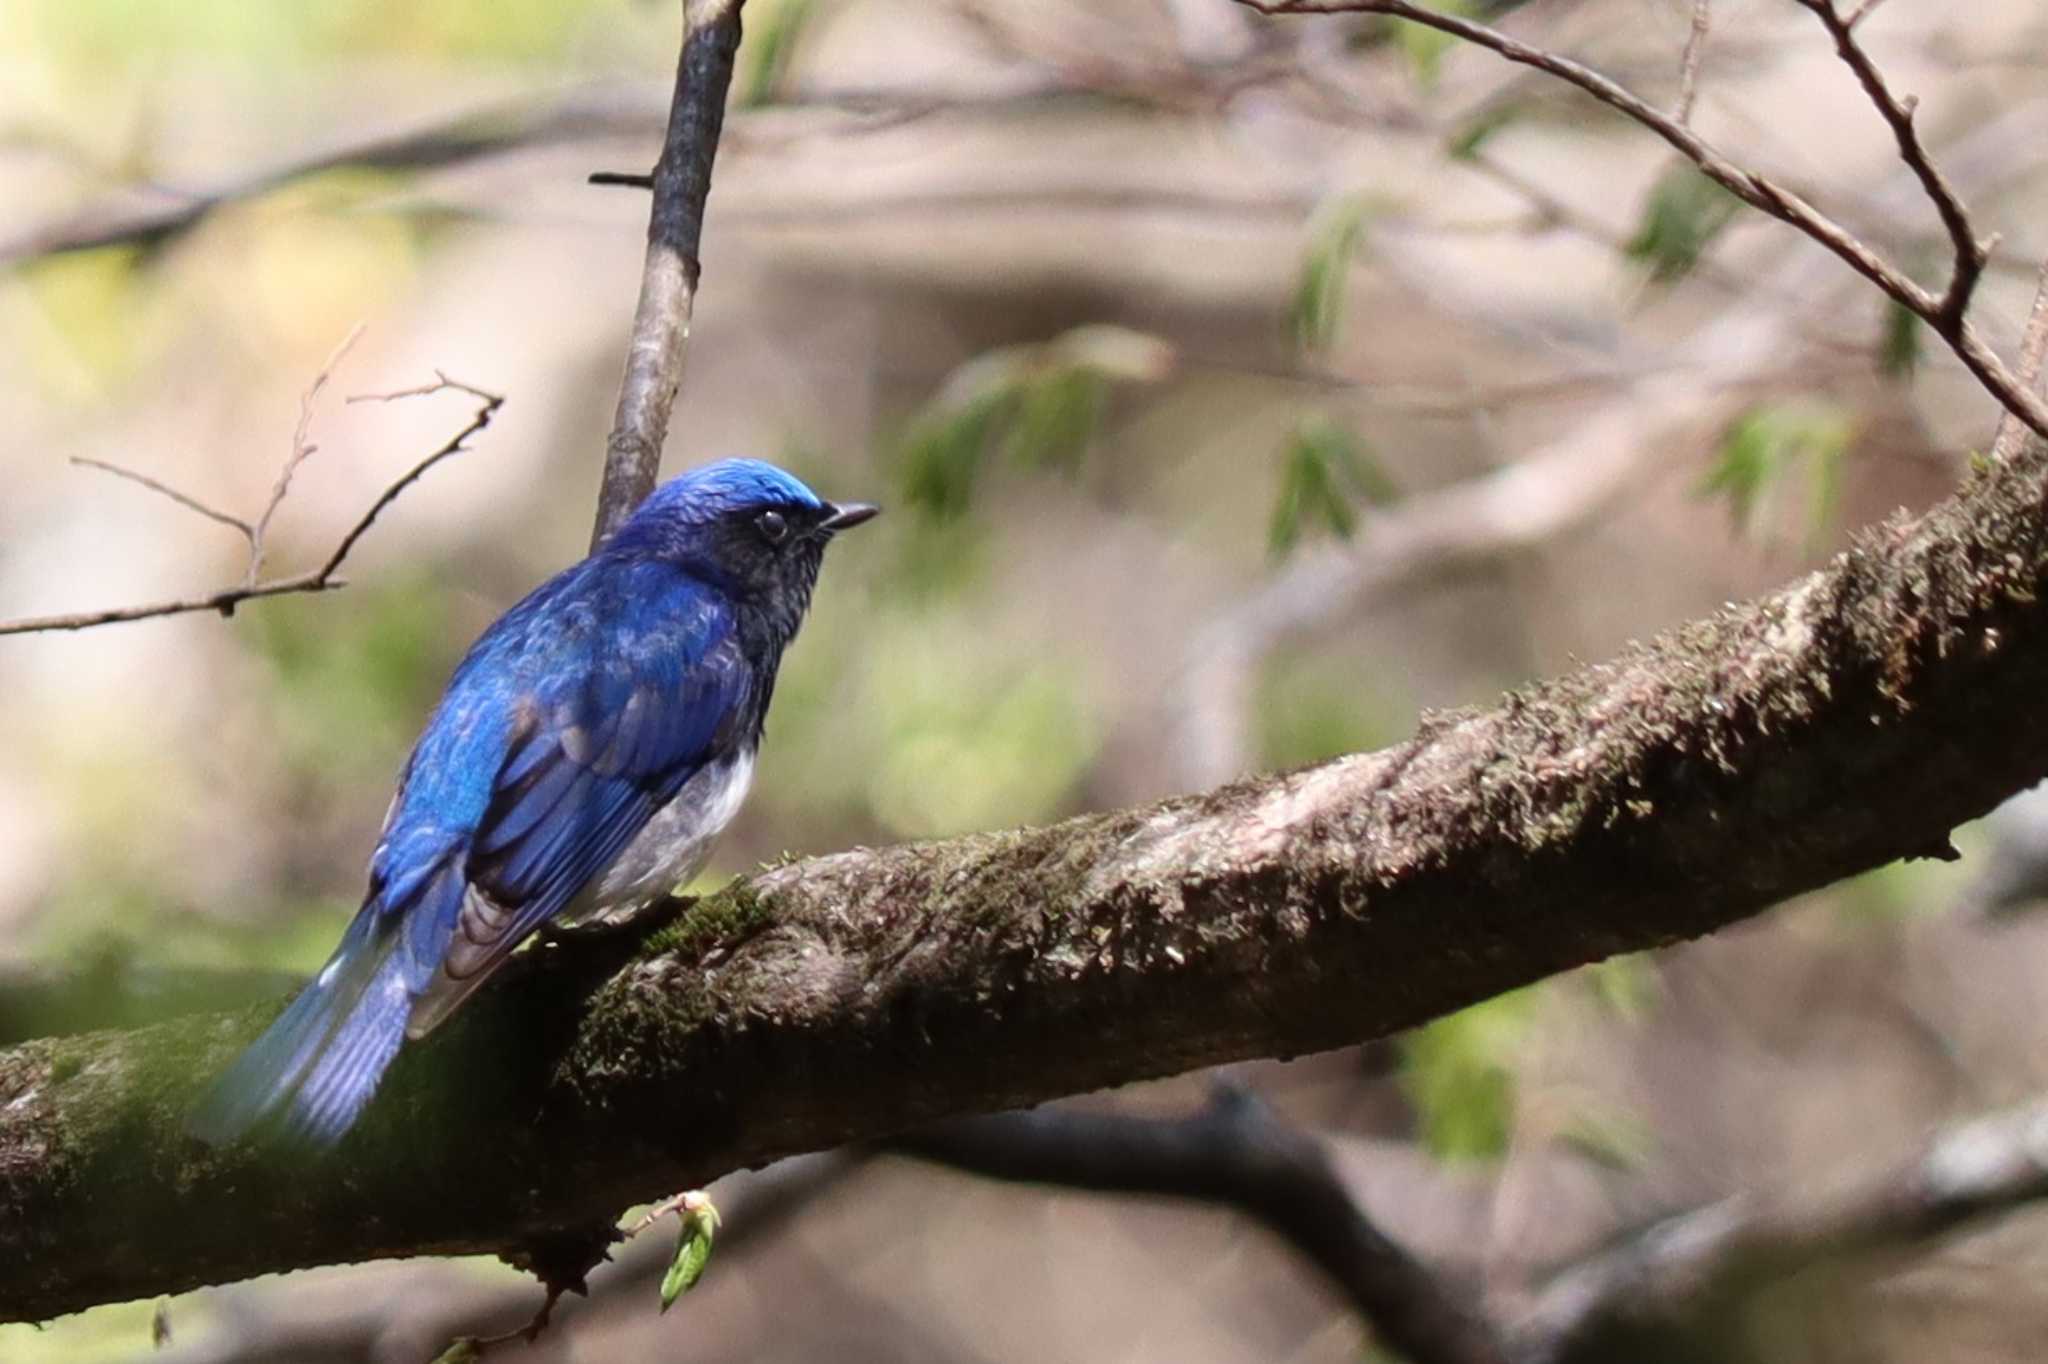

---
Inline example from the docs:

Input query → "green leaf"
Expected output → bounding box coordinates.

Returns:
[1391,0,1475,88]
[1004,369,1108,472]
[1400,989,1539,1162]
[1289,197,1374,356]
[896,326,1173,519]
[659,1203,720,1312]
[1447,101,1523,161]
[1696,401,1852,547]
[426,1341,482,1364]
[1268,416,1397,559]
[1879,295,1922,379]
[739,0,818,107]
[901,385,1013,520]
[1625,164,1741,283]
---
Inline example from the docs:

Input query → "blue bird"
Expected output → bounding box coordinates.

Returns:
[190,459,877,1147]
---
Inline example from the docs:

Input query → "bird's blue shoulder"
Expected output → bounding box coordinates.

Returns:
[373,552,743,873]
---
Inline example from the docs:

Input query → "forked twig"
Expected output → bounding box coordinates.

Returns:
[0,363,502,638]
[1237,0,2048,443]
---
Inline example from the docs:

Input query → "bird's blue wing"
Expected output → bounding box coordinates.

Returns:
[401,563,754,1034]
[192,560,754,1147]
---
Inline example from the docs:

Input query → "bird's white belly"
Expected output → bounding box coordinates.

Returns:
[585,748,756,918]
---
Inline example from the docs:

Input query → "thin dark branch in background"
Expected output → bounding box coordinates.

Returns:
[590,0,746,548]
[0,371,501,638]
[1235,0,2048,442]
[897,1087,1511,1364]
[154,1154,857,1364]
[1515,1092,2048,1362]
[0,92,667,265]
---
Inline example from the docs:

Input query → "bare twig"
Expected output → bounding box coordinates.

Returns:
[0,379,501,639]
[1992,254,2048,466]
[347,370,502,408]
[1674,0,1711,125]
[309,392,501,584]
[898,1087,1511,1364]
[1235,0,2048,443]
[590,0,746,549]
[1790,0,1991,331]
[67,459,253,541]
[247,324,364,586]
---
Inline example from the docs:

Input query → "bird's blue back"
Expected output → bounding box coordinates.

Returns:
[189,460,838,1147]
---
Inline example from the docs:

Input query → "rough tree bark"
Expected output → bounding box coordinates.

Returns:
[7,428,2048,1321]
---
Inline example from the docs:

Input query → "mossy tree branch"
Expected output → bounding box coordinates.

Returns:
[8,437,2048,1324]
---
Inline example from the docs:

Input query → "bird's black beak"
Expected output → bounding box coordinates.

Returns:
[819,502,881,534]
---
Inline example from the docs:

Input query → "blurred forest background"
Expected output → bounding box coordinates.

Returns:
[5,0,2048,1360]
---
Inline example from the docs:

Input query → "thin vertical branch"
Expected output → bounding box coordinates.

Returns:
[1674,0,1710,125]
[249,323,365,585]
[590,0,746,548]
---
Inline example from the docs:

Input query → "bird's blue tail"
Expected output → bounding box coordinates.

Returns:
[190,860,463,1148]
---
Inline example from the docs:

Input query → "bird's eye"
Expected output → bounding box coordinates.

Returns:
[755,510,789,545]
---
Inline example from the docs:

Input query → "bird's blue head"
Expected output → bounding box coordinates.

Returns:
[607,458,878,633]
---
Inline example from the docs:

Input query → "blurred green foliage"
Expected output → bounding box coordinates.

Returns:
[1400,987,1539,1161]
[1697,401,1852,549]
[1879,295,1923,379]
[899,324,1174,519]
[1626,163,1742,284]
[862,626,1098,838]
[34,884,356,979]
[1256,653,1406,772]
[1585,952,1657,1020]
[1289,195,1374,356]
[9,170,424,402]
[15,0,611,68]
[1446,100,1524,162]
[740,0,819,107]
[1388,0,1480,88]
[13,245,171,401]
[1267,415,1399,559]
[1835,853,1969,922]
[247,571,462,782]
